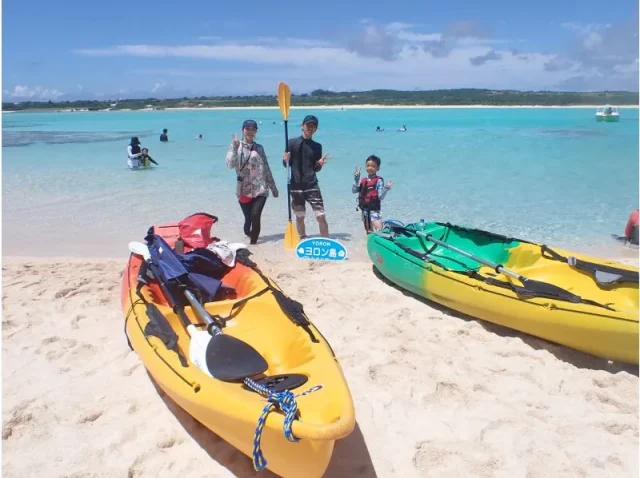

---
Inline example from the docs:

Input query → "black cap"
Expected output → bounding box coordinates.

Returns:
[131,136,140,144]
[302,115,318,126]
[242,119,258,130]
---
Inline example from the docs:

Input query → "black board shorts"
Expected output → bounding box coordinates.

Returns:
[290,187,325,217]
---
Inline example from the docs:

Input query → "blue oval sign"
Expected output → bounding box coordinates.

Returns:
[295,238,347,261]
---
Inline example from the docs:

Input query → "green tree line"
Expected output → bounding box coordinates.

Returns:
[3,89,638,111]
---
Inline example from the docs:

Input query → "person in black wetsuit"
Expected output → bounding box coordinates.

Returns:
[282,115,331,238]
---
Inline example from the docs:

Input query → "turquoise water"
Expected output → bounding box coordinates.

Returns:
[2,107,638,259]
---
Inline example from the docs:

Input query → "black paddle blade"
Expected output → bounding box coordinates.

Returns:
[485,277,614,310]
[205,334,268,381]
[518,279,613,310]
[519,279,581,303]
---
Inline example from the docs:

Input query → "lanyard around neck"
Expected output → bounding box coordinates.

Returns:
[239,143,254,171]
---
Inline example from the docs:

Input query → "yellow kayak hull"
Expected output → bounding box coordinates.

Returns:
[369,221,639,364]
[121,224,355,477]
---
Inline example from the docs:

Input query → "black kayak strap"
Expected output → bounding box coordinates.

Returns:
[207,286,270,327]
[134,287,189,367]
[541,245,639,286]
[143,302,189,367]
[235,251,319,343]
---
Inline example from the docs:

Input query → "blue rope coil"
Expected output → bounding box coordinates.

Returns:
[244,378,300,471]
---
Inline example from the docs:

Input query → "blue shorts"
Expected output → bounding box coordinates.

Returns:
[361,210,382,222]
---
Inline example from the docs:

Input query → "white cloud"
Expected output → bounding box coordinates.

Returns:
[395,31,442,42]
[151,81,167,93]
[197,35,331,47]
[457,37,509,46]
[583,31,604,50]
[75,41,575,91]
[75,44,361,67]
[560,19,638,88]
[4,85,65,100]
[561,22,611,35]
[613,59,640,76]
[254,36,333,47]
[70,20,638,93]
[385,22,415,33]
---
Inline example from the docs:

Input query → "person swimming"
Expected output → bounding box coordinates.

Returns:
[140,148,159,167]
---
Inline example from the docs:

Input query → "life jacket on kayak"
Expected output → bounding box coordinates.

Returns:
[357,176,382,211]
[624,209,639,245]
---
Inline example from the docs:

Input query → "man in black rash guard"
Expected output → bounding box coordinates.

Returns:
[282,115,331,238]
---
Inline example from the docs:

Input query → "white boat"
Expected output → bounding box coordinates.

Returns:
[595,105,620,122]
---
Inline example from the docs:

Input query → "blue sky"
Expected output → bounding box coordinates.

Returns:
[3,0,638,101]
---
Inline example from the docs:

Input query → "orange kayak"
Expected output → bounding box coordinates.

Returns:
[120,219,355,477]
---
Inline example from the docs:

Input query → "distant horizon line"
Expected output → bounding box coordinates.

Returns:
[3,87,639,105]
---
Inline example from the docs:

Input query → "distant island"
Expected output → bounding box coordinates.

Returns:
[3,89,638,112]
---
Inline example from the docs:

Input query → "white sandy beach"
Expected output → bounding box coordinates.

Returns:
[2,246,638,478]
[5,104,637,114]
[17,104,638,114]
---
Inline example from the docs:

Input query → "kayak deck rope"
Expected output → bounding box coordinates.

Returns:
[244,377,300,471]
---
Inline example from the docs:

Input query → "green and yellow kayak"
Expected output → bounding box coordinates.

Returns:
[368,220,639,364]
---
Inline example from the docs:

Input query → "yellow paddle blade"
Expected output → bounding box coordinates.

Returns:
[284,220,299,249]
[277,82,291,121]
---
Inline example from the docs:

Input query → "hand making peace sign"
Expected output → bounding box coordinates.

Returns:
[317,153,331,167]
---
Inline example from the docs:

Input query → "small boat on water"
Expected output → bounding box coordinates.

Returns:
[368,220,639,364]
[595,105,620,122]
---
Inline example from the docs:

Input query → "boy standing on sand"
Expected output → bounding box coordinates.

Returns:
[282,115,331,238]
[353,155,394,232]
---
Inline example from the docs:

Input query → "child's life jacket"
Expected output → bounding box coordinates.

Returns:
[357,176,383,211]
